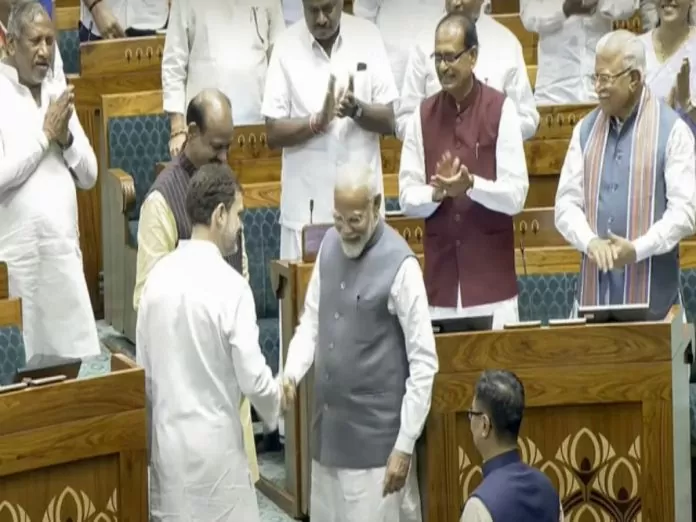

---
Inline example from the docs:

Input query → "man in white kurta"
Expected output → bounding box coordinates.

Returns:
[520,0,638,105]
[137,164,281,521]
[163,0,285,156]
[0,2,100,360]
[78,0,169,41]
[262,0,398,435]
[396,0,539,140]
[283,165,438,522]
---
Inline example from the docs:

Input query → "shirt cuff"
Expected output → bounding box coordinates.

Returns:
[577,229,598,254]
[394,430,417,455]
[62,139,80,168]
[632,235,652,263]
[163,91,186,116]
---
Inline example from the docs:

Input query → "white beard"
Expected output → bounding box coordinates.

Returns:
[340,222,377,259]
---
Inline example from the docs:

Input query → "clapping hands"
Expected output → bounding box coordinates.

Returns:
[430,151,473,199]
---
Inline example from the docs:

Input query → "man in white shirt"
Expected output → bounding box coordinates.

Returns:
[164,0,285,156]
[555,30,696,319]
[1,0,66,85]
[397,0,539,140]
[262,0,398,429]
[282,163,438,522]
[520,0,638,105]
[79,0,169,41]
[0,1,100,359]
[137,163,281,521]
[399,13,528,328]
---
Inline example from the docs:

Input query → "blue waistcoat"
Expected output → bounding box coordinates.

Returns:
[469,450,560,522]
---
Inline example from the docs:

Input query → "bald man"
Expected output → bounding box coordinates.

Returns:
[133,89,259,483]
[555,30,696,319]
[282,164,438,521]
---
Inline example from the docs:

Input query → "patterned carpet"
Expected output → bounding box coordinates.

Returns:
[95,321,296,521]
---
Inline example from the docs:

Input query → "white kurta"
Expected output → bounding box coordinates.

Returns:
[284,252,439,521]
[520,0,638,105]
[0,63,99,360]
[396,12,539,140]
[136,239,281,521]
[639,30,696,102]
[80,0,169,36]
[163,0,285,125]
[398,98,528,328]
[554,107,696,261]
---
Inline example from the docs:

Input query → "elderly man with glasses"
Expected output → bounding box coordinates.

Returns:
[555,30,696,320]
[399,12,528,329]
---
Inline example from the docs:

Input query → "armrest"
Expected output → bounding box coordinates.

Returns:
[108,168,136,214]
[270,260,291,299]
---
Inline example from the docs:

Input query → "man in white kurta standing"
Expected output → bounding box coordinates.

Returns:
[164,0,285,157]
[262,0,398,437]
[555,30,696,319]
[137,164,282,521]
[282,164,439,521]
[520,0,638,105]
[396,0,539,141]
[0,1,100,360]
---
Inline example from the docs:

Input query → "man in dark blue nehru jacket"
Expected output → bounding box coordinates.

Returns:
[461,370,562,522]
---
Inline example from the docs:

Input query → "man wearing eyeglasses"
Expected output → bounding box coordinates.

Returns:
[399,12,528,329]
[461,370,562,521]
[555,30,696,320]
[396,0,538,141]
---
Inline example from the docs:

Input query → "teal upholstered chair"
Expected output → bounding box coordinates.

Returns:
[0,298,26,386]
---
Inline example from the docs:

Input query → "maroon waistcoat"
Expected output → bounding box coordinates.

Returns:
[420,80,517,308]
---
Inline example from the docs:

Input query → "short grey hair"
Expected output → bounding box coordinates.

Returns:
[596,29,646,77]
[334,163,380,198]
[6,0,48,40]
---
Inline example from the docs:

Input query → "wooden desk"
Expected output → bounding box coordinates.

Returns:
[0,354,148,519]
[424,312,691,521]
[0,262,6,300]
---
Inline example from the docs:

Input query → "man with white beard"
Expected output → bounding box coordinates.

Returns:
[281,164,439,521]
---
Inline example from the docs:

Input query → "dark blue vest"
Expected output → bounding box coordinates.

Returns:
[470,450,560,522]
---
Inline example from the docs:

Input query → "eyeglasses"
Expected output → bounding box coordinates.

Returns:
[431,47,475,65]
[466,409,484,421]
[589,66,633,86]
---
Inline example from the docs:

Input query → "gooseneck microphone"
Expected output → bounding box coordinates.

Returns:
[309,199,314,225]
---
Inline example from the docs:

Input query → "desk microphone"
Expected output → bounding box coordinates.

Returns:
[309,199,314,225]
[519,235,542,322]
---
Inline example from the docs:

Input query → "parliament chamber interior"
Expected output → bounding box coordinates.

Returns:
[0,0,695,520]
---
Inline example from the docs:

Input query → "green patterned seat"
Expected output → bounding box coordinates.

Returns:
[0,326,26,386]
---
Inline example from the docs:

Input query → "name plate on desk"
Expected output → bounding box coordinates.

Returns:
[578,304,650,324]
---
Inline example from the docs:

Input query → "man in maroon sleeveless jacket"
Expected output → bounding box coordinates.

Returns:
[399,12,528,329]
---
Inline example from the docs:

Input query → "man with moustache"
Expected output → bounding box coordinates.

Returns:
[281,165,438,521]
[399,13,528,328]
[133,89,258,483]
[262,0,397,438]
[397,0,538,141]
[555,30,696,319]
[0,0,65,83]
[0,1,100,359]
[461,370,561,521]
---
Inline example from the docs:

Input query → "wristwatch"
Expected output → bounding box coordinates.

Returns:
[350,102,363,120]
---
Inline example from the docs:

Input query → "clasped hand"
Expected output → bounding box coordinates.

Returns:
[43,86,74,147]
[280,376,296,411]
[587,232,636,272]
[382,449,411,497]
[314,74,359,131]
[430,151,473,200]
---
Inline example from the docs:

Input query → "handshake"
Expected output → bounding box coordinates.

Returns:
[280,376,297,411]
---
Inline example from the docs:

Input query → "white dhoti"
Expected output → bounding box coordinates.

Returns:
[310,455,422,522]
[278,225,304,438]
[430,294,519,330]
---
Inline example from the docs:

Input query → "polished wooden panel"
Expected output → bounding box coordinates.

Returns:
[55,6,79,30]
[0,354,147,520]
[55,0,79,7]
[80,36,165,77]
[490,0,520,14]
[0,262,7,300]
[0,298,21,328]
[424,313,688,521]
